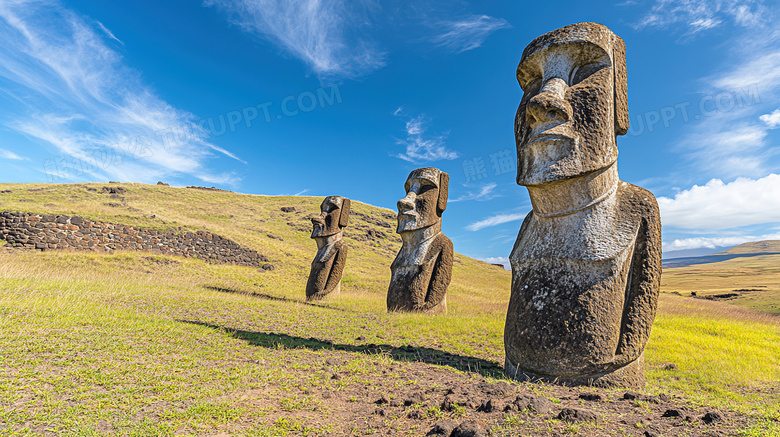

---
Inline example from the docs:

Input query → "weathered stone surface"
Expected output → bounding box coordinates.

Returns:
[506,394,554,414]
[427,420,458,436]
[387,167,453,313]
[702,411,723,424]
[504,22,662,389]
[450,421,487,437]
[306,196,350,301]
[0,211,267,266]
[558,408,600,423]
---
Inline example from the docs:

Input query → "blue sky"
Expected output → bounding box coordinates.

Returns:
[1,0,779,263]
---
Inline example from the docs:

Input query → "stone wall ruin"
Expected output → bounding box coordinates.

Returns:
[0,211,268,267]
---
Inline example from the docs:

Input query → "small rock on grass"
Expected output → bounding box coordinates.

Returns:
[441,395,459,412]
[477,398,503,413]
[557,408,600,423]
[702,411,724,424]
[451,420,487,437]
[476,381,513,398]
[506,394,554,414]
[579,392,603,401]
[404,391,426,406]
[427,420,458,436]
[662,409,682,418]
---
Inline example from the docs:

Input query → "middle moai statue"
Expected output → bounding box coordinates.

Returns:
[306,196,350,301]
[387,167,453,313]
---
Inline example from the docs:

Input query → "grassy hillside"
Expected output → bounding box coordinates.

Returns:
[1,183,778,436]
[719,240,780,255]
[0,182,509,315]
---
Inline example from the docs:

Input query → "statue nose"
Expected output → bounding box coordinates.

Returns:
[525,77,572,128]
[397,194,415,212]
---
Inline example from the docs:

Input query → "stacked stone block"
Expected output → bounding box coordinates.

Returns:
[0,211,267,267]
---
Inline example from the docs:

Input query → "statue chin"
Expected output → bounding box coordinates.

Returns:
[517,166,583,186]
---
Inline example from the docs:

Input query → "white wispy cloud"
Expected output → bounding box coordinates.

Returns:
[675,28,780,178]
[679,121,771,177]
[658,174,780,229]
[95,20,123,45]
[429,15,510,54]
[450,182,498,202]
[634,0,769,35]
[0,147,26,160]
[0,0,241,184]
[760,108,780,128]
[480,256,510,270]
[664,233,780,251]
[466,211,527,231]
[205,0,385,79]
[710,50,780,92]
[393,112,458,162]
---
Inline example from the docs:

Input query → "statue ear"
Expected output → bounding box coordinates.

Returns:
[339,198,351,227]
[612,34,629,136]
[437,172,449,215]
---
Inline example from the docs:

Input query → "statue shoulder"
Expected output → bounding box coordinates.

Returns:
[434,233,453,252]
[617,181,660,221]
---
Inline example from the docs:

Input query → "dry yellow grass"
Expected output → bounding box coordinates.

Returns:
[662,254,780,314]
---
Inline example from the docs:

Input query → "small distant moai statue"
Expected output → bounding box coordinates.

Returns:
[504,23,662,388]
[387,167,453,313]
[306,196,350,301]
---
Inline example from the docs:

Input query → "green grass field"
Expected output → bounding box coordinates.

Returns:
[0,183,778,436]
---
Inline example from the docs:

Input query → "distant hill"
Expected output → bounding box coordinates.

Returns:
[718,240,780,255]
[663,246,731,260]
[663,240,780,269]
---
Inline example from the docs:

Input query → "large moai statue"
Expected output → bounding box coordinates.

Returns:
[504,23,662,388]
[306,196,350,301]
[387,167,453,313]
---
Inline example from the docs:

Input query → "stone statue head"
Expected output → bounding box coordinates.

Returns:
[514,22,628,186]
[311,195,350,238]
[397,167,449,233]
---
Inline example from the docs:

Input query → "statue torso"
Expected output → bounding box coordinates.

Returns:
[388,232,451,311]
[306,239,344,296]
[507,184,641,375]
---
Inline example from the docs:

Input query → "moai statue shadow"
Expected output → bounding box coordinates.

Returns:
[504,23,662,388]
[306,196,350,301]
[387,168,453,314]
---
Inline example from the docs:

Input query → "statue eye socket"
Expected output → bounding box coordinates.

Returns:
[570,63,606,85]
[420,180,436,190]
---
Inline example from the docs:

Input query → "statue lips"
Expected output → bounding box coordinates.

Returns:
[526,124,576,148]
